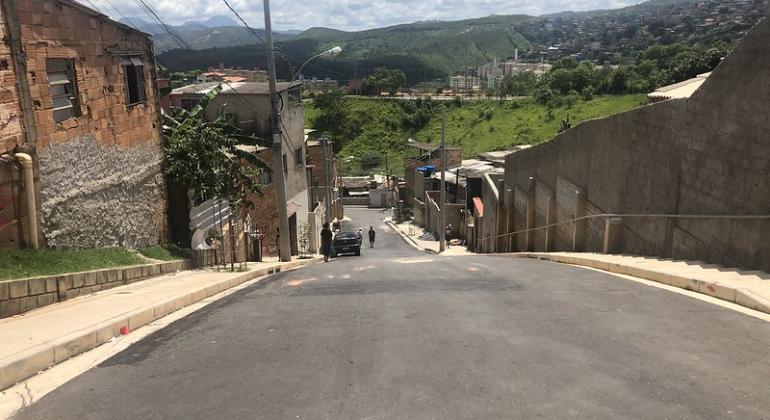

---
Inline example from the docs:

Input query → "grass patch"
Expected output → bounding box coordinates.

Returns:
[137,244,191,261]
[0,248,148,281]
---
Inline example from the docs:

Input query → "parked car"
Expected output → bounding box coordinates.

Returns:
[332,232,361,257]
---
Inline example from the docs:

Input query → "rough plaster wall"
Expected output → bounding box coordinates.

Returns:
[504,18,770,270]
[37,134,165,248]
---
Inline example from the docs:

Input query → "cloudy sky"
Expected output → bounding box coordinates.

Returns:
[89,0,648,31]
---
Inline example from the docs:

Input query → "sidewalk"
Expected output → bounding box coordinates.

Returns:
[0,257,320,391]
[512,252,770,315]
[385,219,472,256]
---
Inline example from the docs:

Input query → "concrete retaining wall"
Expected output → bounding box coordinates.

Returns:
[503,18,770,271]
[0,260,191,318]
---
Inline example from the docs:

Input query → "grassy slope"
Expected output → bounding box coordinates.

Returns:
[0,248,147,281]
[306,94,646,175]
[414,95,647,157]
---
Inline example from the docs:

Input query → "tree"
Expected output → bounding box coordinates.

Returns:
[163,85,270,208]
[501,72,539,97]
[312,89,358,150]
[363,67,407,95]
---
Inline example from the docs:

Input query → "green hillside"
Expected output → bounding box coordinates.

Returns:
[295,15,533,73]
[306,95,647,175]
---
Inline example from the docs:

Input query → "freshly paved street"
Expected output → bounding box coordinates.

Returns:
[14,207,770,419]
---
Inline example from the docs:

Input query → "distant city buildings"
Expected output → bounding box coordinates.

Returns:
[448,75,481,91]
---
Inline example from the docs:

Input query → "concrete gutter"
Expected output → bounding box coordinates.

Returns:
[384,219,437,254]
[0,257,320,392]
[512,252,770,315]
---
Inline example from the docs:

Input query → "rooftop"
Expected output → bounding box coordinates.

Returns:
[171,81,302,96]
[648,72,711,100]
[406,140,462,152]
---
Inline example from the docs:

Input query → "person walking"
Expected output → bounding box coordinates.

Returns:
[355,228,364,247]
[368,226,376,248]
[320,223,333,262]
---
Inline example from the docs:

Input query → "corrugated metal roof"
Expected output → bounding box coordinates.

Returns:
[648,72,710,100]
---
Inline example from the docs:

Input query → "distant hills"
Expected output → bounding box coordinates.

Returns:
[155,0,766,84]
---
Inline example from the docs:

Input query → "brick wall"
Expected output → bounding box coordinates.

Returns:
[1,0,167,248]
[0,12,24,153]
[504,18,770,271]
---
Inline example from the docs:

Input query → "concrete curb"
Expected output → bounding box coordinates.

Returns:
[0,258,320,392]
[384,220,437,254]
[512,253,770,316]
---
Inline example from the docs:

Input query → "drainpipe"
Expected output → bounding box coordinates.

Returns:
[14,153,39,249]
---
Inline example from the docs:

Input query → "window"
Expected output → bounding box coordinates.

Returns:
[259,170,272,185]
[287,87,301,106]
[180,99,198,111]
[282,154,288,174]
[294,147,304,166]
[121,56,146,105]
[46,59,81,122]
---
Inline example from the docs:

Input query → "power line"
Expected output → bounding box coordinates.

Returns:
[221,0,267,47]
[132,0,191,50]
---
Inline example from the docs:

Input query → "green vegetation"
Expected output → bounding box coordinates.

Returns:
[307,94,646,175]
[0,248,147,281]
[164,85,269,207]
[415,95,646,157]
[362,67,407,95]
[137,244,191,261]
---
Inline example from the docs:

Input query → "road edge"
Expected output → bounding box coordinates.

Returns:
[0,257,321,393]
[511,253,770,316]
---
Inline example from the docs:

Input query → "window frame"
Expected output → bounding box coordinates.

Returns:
[46,58,81,123]
[121,56,147,106]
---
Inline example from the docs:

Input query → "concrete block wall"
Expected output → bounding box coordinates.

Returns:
[0,260,191,318]
[503,18,770,271]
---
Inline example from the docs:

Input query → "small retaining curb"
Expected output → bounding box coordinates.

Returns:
[512,253,770,315]
[384,220,438,254]
[0,257,320,392]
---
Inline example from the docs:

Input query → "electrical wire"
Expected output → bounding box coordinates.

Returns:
[220,0,267,47]
[132,0,191,50]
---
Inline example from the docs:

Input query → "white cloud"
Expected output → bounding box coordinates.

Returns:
[89,0,648,31]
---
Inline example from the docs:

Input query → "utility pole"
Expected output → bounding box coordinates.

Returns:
[323,136,333,224]
[439,109,447,253]
[263,0,291,262]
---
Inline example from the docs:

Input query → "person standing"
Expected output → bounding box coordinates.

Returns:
[320,223,333,262]
[368,226,376,248]
[356,228,364,247]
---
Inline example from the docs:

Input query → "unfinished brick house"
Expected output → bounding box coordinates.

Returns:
[0,0,167,249]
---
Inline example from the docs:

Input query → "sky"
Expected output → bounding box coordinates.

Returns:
[88,0,649,31]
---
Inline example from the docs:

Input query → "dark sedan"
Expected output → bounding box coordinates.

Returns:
[332,232,361,257]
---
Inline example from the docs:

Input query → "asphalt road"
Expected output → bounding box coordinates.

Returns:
[14,207,770,419]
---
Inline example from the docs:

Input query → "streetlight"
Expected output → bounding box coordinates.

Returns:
[292,46,343,82]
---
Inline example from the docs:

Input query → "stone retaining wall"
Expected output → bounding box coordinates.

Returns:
[0,260,191,318]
